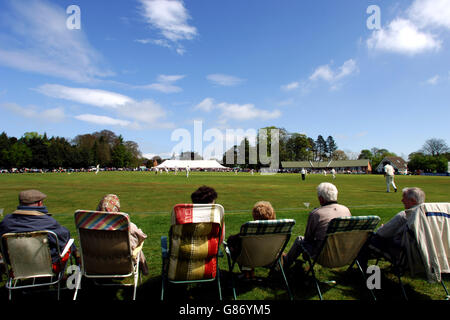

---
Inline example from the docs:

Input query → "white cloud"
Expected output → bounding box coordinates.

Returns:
[194,98,281,122]
[194,98,215,112]
[281,82,299,91]
[218,102,281,121]
[36,84,174,129]
[137,74,185,93]
[119,99,174,128]
[138,0,197,54]
[36,84,133,108]
[426,75,440,85]
[74,114,131,127]
[41,107,66,122]
[206,74,245,87]
[309,65,335,82]
[367,18,441,55]
[0,0,111,82]
[275,98,294,107]
[1,102,65,122]
[408,0,450,30]
[308,59,358,91]
[335,59,358,80]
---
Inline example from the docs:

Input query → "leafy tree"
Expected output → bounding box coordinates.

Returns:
[111,135,132,168]
[358,149,373,160]
[420,138,449,157]
[408,152,448,173]
[326,136,337,159]
[315,135,327,161]
[2,142,32,168]
[332,150,349,161]
[285,133,310,161]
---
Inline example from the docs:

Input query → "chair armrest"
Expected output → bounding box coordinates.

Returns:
[61,238,74,258]
[161,236,168,259]
[132,241,144,260]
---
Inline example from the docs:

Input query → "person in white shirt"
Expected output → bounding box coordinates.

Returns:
[186,165,190,178]
[331,168,336,179]
[301,168,306,181]
[383,162,397,193]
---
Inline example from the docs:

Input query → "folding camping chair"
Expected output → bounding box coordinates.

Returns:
[0,230,74,300]
[375,203,450,300]
[302,215,380,300]
[161,203,225,300]
[223,219,296,300]
[73,210,143,300]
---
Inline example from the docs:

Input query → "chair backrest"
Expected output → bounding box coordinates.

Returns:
[316,215,380,268]
[406,203,450,282]
[167,204,224,281]
[74,210,132,275]
[1,231,55,279]
[237,219,296,268]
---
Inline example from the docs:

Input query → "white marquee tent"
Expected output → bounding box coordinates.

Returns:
[155,159,227,170]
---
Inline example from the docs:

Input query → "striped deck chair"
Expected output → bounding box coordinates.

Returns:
[0,230,74,300]
[391,203,450,300]
[223,219,296,300]
[302,215,380,300]
[73,210,143,300]
[161,203,225,300]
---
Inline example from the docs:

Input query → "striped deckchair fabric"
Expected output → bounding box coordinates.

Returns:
[74,210,130,231]
[239,219,296,236]
[316,215,380,268]
[224,219,296,300]
[326,215,380,235]
[167,204,225,281]
[73,210,141,300]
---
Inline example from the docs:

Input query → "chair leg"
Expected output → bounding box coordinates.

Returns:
[355,260,376,301]
[307,264,323,300]
[217,268,222,301]
[73,272,82,300]
[161,275,166,301]
[133,258,140,300]
[440,280,449,300]
[229,260,237,300]
[278,258,293,300]
[397,274,408,301]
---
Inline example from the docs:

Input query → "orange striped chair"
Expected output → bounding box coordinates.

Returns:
[161,203,225,300]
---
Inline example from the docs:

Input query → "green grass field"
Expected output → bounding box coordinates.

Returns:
[0,171,449,301]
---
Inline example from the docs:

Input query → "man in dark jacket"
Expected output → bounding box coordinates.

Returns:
[0,189,76,270]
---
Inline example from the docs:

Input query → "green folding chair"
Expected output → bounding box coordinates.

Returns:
[302,215,380,300]
[223,219,296,300]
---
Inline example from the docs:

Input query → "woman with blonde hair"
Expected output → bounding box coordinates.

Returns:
[96,194,149,275]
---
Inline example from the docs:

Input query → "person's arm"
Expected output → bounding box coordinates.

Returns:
[303,211,318,242]
[376,212,406,239]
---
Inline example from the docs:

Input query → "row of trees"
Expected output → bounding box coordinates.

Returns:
[356,138,449,173]
[1,128,447,173]
[0,130,143,169]
[407,138,449,173]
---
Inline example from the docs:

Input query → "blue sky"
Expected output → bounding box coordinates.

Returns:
[0,0,449,160]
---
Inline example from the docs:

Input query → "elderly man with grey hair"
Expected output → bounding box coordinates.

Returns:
[283,182,352,268]
[358,187,426,270]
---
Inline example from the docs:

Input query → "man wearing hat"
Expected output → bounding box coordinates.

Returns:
[0,189,76,271]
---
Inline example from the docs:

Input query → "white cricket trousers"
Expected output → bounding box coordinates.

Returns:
[386,175,397,192]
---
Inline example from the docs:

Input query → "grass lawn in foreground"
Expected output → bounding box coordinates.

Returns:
[0,171,449,300]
